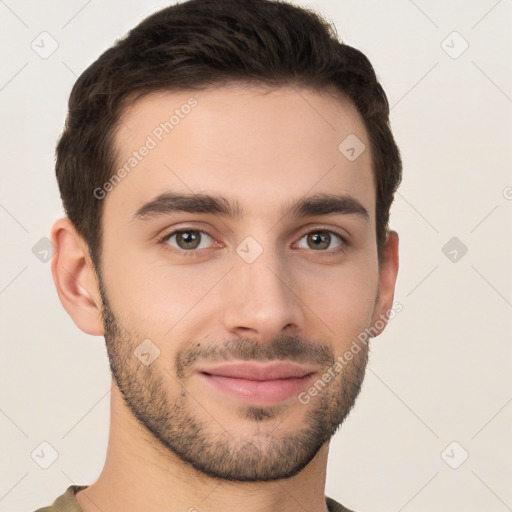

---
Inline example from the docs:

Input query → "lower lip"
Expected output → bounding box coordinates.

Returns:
[198,372,315,406]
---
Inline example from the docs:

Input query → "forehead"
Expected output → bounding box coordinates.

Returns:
[106,84,375,225]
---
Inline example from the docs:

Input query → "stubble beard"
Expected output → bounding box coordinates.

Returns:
[98,276,369,482]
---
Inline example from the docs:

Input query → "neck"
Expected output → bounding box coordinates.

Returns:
[76,382,331,512]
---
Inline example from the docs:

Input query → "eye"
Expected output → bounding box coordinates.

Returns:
[296,230,345,252]
[161,229,214,252]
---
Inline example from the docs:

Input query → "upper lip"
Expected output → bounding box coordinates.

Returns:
[197,361,317,381]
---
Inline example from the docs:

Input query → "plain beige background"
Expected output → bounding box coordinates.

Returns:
[1,0,511,510]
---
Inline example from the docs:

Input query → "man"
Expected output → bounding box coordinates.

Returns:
[38,0,401,510]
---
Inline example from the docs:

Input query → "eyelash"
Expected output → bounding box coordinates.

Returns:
[157,226,349,258]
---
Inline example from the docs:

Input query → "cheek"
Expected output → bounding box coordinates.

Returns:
[100,238,224,335]
[292,260,378,342]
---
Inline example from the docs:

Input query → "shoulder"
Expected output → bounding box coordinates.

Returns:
[33,485,88,512]
[326,495,357,512]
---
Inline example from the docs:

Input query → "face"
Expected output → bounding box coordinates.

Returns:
[97,84,382,481]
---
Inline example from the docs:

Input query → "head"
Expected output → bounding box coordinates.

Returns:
[52,0,401,482]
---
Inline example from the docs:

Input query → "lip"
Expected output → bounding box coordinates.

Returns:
[197,361,317,380]
[196,361,317,406]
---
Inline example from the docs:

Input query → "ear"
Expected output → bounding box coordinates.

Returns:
[50,217,104,336]
[370,230,399,337]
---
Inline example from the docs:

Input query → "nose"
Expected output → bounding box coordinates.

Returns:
[220,242,305,343]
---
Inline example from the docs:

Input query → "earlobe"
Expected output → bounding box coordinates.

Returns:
[50,218,105,336]
[370,230,400,337]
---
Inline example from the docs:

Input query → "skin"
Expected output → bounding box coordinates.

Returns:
[51,84,399,512]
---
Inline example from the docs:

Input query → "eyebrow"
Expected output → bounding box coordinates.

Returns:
[132,191,369,223]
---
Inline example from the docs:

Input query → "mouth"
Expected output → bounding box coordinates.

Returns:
[195,361,317,406]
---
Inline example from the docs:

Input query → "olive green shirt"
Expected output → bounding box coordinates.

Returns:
[34,485,355,512]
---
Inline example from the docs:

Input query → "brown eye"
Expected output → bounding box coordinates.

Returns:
[164,229,213,251]
[297,230,344,251]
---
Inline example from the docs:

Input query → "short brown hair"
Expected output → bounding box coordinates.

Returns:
[56,0,402,270]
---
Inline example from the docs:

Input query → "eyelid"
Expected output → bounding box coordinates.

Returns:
[295,224,349,243]
[158,227,219,257]
[292,227,348,255]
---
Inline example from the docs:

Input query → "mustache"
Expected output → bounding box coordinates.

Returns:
[175,335,335,378]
